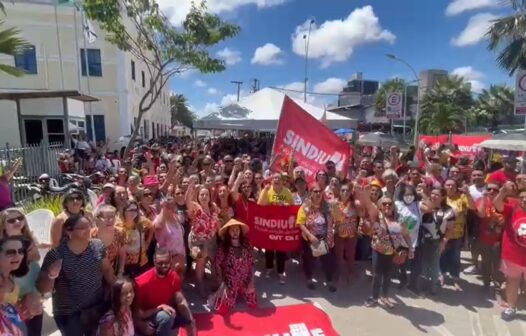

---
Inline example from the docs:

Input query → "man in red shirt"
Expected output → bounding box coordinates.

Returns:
[487,156,517,185]
[494,181,526,321]
[134,247,196,336]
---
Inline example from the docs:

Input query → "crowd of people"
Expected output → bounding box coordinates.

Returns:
[0,134,524,336]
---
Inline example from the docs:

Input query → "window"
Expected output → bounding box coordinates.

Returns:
[152,122,155,139]
[141,71,145,88]
[131,60,135,81]
[86,115,106,142]
[14,45,37,74]
[46,119,65,144]
[143,119,149,139]
[80,48,102,77]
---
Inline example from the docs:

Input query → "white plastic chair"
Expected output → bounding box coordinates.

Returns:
[26,209,54,265]
[87,189,98,210]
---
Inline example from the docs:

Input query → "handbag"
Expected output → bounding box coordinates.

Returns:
[309,207,331,257]
[310,239,329,257]
[382,215,408,265]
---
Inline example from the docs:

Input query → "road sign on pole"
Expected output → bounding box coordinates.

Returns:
[515,70,526,115]
[386,92,403,119]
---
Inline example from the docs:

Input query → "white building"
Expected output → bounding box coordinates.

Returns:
[0,0,171,147]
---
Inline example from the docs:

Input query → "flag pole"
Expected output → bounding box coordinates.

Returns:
[73,3,81,91]
[81,8,96,142]
[54,2,65,89]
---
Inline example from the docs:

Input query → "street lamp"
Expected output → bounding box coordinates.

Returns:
[303,18,315,103]
[385,54,420,148]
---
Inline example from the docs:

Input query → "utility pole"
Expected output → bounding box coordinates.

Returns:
[231,80,243,102]
[251,79,260,93]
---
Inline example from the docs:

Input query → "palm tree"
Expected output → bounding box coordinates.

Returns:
[471,85,514,127]
[419,75,474,134]
[0,1,30,77]
[375,78,406,114]
[487,0,526,75]
[170,94,195,128]
[419,102,464,135]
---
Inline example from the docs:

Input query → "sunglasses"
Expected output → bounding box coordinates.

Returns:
[487,187,499,192]
[67,196,83,202]
[312,190,322,194]
[341,189,351,193]
[125,208,139,213]
[3,248,24,257]
[6,216,24,224]
[174,192,184,196]
[224,160,233,163]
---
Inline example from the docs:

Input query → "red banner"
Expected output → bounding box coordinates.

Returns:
[418,134,491,156]
[244,202,301,252]
[272,96,352,177]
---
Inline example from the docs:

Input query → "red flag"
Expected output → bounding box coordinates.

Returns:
[272,96,352,177]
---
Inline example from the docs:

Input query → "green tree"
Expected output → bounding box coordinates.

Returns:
[375,78,406,113]
[83,0,239,154]
[419,75,473,134]
[471,85,514,127]
[487,0,526,75]
[170,94,195,128]
[0,2,30,77]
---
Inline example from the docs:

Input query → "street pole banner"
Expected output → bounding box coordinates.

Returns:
[242,202,302,252]
[515,69,526,115]
[271,96,352,177]
[386,92,403,119]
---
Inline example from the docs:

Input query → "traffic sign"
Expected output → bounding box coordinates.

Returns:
[386,92,403,119]
[515,70,526,115]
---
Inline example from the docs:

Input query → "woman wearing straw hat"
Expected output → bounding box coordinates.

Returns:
[208,219,257,315]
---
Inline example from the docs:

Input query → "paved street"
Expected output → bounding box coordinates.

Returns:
[42,252,526,336]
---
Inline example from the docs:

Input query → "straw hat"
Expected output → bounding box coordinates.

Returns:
[218,219,249,238]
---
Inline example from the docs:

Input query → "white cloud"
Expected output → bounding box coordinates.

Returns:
[196,91,248,116]
[445,0,499,16]
[207,87,220,95]
[216,47,242,66]
[251,43,284,65]
[451,13,498,47]
[157,0,288,26]
[313,78,346,94]
[291,6,395,68]
[452,66,486,92]
[197,103,220,117]
[194,79,207,87]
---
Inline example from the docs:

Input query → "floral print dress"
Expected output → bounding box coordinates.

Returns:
[208,242,257,314]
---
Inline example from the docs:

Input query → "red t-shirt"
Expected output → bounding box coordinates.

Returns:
[135,268,181,310]
[233,198,249,224]
[476,197,504,246]
[487,169,516,185]
[501,200,526,267]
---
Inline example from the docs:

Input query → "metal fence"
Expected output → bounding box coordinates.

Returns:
[0,142,65,204]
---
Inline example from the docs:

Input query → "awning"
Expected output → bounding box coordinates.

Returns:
[0,90,99,102]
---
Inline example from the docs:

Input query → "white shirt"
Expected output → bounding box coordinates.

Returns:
[469,184,486,202]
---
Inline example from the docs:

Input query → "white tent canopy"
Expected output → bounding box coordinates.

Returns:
[194,88,356,131]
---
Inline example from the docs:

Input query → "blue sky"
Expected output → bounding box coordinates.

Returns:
[159,0,514,116]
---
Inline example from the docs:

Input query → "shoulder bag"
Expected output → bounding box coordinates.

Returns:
[382,215,408,265]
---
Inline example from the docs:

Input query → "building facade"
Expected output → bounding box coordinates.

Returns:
[0,0,171,146]
[337,72,379,107]
[419,69,448,94]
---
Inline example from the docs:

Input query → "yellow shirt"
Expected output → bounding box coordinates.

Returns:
[3,280,20,305]
[266,187,293,206]
[447,194,469,240]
